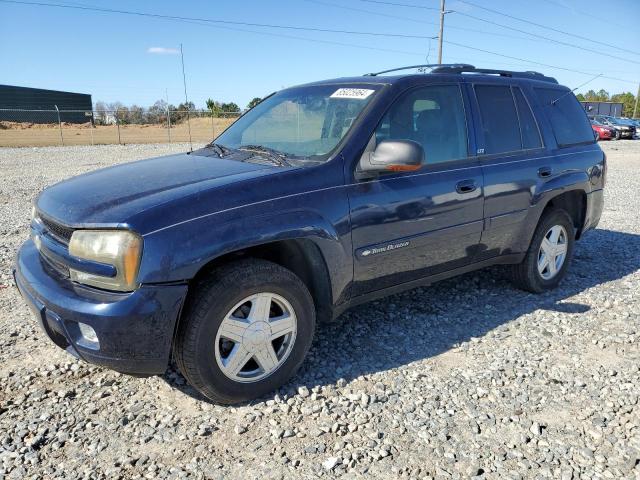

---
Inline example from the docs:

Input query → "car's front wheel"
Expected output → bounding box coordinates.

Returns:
[509,209,575,293]
[174,259,315,404]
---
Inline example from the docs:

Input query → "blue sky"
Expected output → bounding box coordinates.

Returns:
[1,0,639,109]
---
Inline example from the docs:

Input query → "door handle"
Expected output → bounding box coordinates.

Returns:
[456,179,477,194]
[538,166,552,178]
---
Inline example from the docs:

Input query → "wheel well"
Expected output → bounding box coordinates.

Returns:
[190,239,333,323]
[542,190,587,238]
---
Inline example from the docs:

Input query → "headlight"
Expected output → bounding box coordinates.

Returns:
[31,205,37,222]
[69,230,143,292]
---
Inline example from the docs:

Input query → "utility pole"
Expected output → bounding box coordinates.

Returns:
[633,82,639,119]
[437,0,445,64]
[180,43,193,151]
[165,88,171,144]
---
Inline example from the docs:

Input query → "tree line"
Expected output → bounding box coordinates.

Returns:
[93,97,263,125]
[576,89,637,117]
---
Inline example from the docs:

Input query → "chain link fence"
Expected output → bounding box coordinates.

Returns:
[0,108,241,147]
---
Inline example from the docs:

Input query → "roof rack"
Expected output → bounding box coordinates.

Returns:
[431,65,558,83]
[364,64,473,76]
[364,64,558,84]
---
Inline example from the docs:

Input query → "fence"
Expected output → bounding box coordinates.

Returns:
[0,108,241,148]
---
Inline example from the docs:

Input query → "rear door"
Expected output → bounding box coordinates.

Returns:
[347,82,484,296]
[468,81,546,259]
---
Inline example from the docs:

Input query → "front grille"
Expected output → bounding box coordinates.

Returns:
[39,214,75,244]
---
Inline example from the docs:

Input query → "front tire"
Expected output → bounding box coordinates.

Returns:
[174,259,315,404]
[509,209,575,293]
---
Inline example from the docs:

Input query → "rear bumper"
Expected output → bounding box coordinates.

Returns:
[14,240,188,375]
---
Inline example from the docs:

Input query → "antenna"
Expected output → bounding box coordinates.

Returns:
[180,43,193,151]
[551,73,602,105]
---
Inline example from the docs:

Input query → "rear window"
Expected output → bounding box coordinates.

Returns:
[475,85,521,154]
[534,88,595,146]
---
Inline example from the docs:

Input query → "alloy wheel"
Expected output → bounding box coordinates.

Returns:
[214,292,297,383]
[537,225,568,280]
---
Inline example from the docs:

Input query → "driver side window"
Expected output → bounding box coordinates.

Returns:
[375,84,468,164]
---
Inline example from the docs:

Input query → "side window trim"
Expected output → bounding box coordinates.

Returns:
[510,86,525,149]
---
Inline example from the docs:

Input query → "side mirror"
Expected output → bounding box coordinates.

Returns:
[358,139,425,175]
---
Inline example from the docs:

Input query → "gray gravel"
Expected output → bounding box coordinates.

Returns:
[1,141,639,479]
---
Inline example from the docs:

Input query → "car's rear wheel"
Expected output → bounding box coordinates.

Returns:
[174,259,315,404]
[614,130,621,140]
[509,209,575,293]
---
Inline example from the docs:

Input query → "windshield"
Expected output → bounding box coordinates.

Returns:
[215,84,381,160]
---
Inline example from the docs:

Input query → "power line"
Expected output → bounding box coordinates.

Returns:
[360,0,440,10]
[0,0,436,40]
[2,0,636,86]
[537,0,634,30]
[305,0,541,42]
[455,0,640,57]
[356,0,640,63]
[174,16,431,57]
[453,10,640,66]
[443,40,636,85]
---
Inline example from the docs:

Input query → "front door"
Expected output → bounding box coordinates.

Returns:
[347,83,484,297]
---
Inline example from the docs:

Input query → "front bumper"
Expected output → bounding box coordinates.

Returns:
[14,240,188,375]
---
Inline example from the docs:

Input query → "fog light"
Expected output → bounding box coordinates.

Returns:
[77,322,99,349]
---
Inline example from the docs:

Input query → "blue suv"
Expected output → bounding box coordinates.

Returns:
[14,65,605,404]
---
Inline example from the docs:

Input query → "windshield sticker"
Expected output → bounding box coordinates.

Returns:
[330,88,375,100]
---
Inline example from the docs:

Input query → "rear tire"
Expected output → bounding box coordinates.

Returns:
[174,259,315,404]
[509,209,575,293]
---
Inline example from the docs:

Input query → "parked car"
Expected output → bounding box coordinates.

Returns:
[590,120,615,140]
[14,65,605,404]
[626,118,640,137]
[591,115,636,139]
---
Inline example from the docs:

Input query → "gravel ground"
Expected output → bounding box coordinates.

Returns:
[0,141,638,479]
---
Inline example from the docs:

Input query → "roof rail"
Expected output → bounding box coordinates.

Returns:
[364,64,474,76]
[431,65,558,83]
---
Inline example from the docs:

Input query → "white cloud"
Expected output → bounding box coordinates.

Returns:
[147,47,179,55]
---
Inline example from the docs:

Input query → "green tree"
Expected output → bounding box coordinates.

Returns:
[221,102,240,113]
[177,101,195,111]
[596,89,610,102]
[247,97,262,109]
[575,93,585,101]
[584,89,597,101]
[206,98,222,116]
[610,92,636,117]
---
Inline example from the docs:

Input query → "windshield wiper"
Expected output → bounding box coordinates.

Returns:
[204,142,233,158]
[238,144,291,166]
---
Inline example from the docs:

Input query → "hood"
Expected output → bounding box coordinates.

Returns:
[36,151,275,226]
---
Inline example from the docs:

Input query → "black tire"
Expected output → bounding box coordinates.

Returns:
[509,209,575,293]
[614,130,621,140]
[174,259,315,404]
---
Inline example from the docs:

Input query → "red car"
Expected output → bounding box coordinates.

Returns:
[591,121,615,140]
